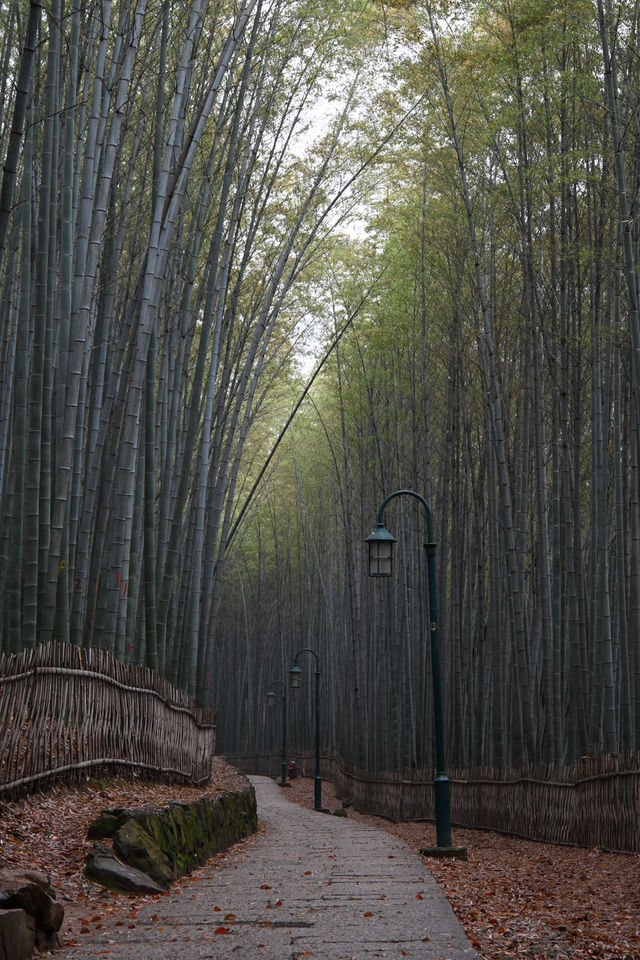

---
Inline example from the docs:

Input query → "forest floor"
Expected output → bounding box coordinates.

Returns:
[0,761,638,959]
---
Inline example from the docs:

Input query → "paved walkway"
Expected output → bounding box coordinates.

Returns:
[58,776,479,959]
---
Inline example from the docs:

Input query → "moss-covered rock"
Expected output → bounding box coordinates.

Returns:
[86,811,123,839]
[113,820,174,889]
[85,785,257,894]
[84,844,166,895]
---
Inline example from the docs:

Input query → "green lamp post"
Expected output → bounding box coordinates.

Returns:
[365,489,466,859]
[289,648,322,811]
[266,679,288,787]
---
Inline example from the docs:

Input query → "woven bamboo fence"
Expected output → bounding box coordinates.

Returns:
[226,750,640,852]
[0,642,217,797]
[334,753,640,853]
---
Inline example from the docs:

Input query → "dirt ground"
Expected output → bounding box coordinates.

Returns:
[1,763,638,959]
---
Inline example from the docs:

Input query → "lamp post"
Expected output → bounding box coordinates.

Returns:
[290,648,322,811]
[266,679,288,787]
[365,489,466,858]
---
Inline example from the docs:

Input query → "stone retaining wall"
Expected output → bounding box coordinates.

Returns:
[85,785,258,892]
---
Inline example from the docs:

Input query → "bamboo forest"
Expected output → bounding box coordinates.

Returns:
[1,0,640,778]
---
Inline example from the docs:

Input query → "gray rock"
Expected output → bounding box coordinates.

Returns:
[0,909,35,960]
[85,786,257,896]
[114,819,174,889]
[0,869,63,933]
[84,843,166,895]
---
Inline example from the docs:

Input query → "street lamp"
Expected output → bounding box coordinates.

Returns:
[289,648,322,811]
[266,679,288,787]
[365,489,466,859]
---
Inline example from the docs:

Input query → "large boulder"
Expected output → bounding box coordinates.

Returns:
[113,819,174,889]
[84,843,166,895]
[0,870,63,953]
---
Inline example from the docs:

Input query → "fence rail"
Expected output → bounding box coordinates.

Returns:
[226,751,640,853]
[0,643,216,797]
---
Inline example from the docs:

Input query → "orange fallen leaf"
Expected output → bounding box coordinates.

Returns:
[224,913,235,921]
[364,911,374,917]
[215,926,230,935]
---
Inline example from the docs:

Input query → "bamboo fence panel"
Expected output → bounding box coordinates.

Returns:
[0,642,217,797]
[332,753,640,853]
[225,750,640,853]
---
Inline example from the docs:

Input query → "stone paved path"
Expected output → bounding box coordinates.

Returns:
[56,775,479,959]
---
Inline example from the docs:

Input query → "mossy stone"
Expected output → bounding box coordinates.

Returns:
[88,785,257,895]
[114,820,173,889]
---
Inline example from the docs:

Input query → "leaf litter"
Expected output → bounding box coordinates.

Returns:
[0,757,257,950]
